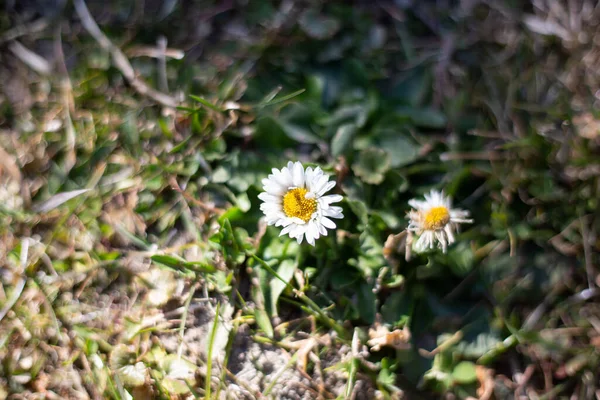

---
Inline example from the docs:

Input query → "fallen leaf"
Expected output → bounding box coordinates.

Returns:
[367,322,411,352]
[572,113,600,139]
[476,365,494,400]
[383,231,408,268]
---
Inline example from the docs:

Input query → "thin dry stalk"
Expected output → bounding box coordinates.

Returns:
[72,0,178,108]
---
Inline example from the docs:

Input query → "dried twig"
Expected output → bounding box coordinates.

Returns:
[0,18,49,44]
[579,215,596,289]
[126,46,184,59]
[157,36,168,93]
[72,0,178,108]
[54,26,76,174]
[8,41,52,75]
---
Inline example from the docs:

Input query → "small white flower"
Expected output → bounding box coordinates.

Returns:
[407,190,472,253]
[259,161,343,246]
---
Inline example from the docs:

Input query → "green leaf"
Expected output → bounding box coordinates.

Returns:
[279,121,322,144]
[354,229,386,276]
[151,255,216,273]
[375,129,420,168]
[377,364,396,386]
[455,332,502,359]
[117,363,147,387]
[298,9,341,40]
[236,192,251,213]
[381,291,411,326]
[451,361,477,384]
[255,308,274,338]
[109,344,146,387]
[160,355,196,394]
[352,147,391,185]
[269,259,297,316]
[357,282,376,324]
[139,267,177,307]
[120,112,139,155]
[331,124,358,156]
[110,344,136,370]
[263,236,300,260]
[387,68,430,106]
[347,199,368,225]
[321,104,369,129]
[446,242,475,277]
[396,106,447,129]
[150,255,185,269]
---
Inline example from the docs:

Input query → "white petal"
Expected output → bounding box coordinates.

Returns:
[317,180,336,196]
[322,206,343,218]
[444,224,455,245]
[261,177,273,186]
[278,165,293,185]
[320,217,336,229]
[320,194,342,204]
[305,227,316,246]
[436,231,447,253]
[289,224,303,237]
[258,192,281,203]
[260,205,282,215]
[264,184,287,196]
[280,224,295,237]
[408,199,427,210]
[279,218,295,227]
[292,162,305,188]
[304,167,314,185]
[314,176,328,193]
[273,169,293,188]
[317,223,328,235]
[305,170,317,192]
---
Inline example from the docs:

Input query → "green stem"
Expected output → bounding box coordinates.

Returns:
[205,302,221,399]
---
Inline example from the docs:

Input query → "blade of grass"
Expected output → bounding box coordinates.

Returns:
[105,366,122,400]
[257,88,306,107]
[177,284,198,358]
[189,94,225,112]
[184,379,202,399]
[216,311,242,400]
[205,302,221,400]
[345,328,360,398]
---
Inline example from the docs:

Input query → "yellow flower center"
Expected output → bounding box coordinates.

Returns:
[282,188,316,223]
[423,206,450,230]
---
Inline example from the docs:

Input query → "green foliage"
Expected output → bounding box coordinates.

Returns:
[353,148,391,185]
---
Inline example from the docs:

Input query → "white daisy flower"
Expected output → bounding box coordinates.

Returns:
[407,190,472,254]
[258,161,344,246]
